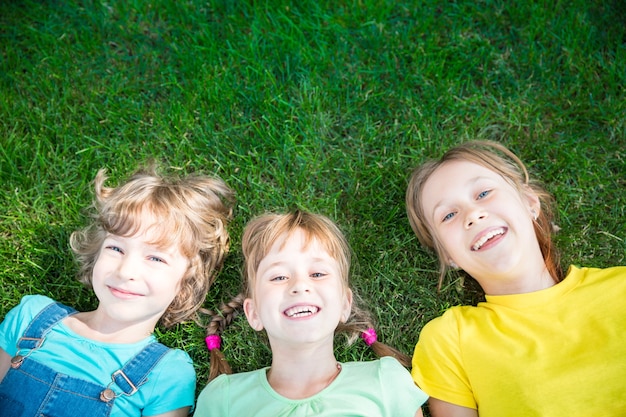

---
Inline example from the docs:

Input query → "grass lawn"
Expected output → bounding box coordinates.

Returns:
[1,0,624,403]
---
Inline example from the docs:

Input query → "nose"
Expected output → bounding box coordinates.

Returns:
[117,254,139,281]
[465,207,487,229]
[289,273,311,294]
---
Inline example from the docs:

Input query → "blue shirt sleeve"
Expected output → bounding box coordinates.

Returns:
[0,295,56,355]
[141,348,196,415]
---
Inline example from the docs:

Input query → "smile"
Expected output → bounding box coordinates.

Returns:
[109,286,143,299]
[471,227,506,251]
[284,305,320,318]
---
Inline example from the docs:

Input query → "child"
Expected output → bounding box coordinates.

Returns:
[194,211,428,416]
[0,165,234,417]
[405,140,626,416]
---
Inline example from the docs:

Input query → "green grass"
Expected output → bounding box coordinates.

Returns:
[1,0,624,404]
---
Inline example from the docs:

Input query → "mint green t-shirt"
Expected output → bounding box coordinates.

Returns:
[195,356,427,416]
[0,295,195,417]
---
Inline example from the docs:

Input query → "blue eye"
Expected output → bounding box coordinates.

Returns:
[107,245,123,253]
[271,275,288,282]
[311,272,326,278]
[149,256,165,263]
[442,212,455,222]
[477,190,491,199]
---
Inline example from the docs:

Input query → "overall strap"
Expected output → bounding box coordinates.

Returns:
[110,342,171,396]
[17,302,77,350]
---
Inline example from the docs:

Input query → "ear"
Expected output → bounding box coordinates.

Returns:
[243,298,264,331]
[522,185,541,218]
[340,288,353,323]
[448,260,459,269]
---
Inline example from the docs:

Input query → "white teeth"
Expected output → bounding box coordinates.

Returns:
[285,305,319,318]
[472,228,505,251]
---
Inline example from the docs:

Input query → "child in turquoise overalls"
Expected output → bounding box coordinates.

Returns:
[0,165,233,417]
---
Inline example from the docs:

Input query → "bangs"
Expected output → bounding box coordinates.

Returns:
[243,211,351,293]
[281,225,345,264]
[100,191,196,256]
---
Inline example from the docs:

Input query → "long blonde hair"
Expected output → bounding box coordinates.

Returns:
[406,140,562,289]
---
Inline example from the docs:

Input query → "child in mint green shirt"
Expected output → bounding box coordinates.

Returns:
[195,211,427,417]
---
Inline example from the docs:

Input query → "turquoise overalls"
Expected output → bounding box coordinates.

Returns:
[0,302,170,417]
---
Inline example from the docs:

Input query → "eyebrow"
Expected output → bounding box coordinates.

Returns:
[104,235,176,254]
[430,176,491,215]
[262,256,333,268]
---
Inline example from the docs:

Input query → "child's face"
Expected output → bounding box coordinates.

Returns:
[91,222,189,331]
[243,228,352,348]
[420,160,542,290]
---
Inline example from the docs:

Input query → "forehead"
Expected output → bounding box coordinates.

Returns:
[421,160,506,207]
[256,230,340,275]
[264,228,330,259]
[426,158,495,187]
[125,214,186,252]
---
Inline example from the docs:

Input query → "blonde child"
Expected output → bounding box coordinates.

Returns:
[195,211,427,416]
[405,140,626,416]
[0,165,234,417]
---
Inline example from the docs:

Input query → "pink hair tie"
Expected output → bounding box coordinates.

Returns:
[361,328,377,346]
[205,335,222,351]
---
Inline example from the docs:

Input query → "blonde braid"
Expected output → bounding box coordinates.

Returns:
[337,301,412,367]
[207,293,246,381]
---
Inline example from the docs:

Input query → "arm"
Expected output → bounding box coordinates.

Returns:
[0,348,11,381]
[428,398,478,417]
[414,407,424,417]
[146,406,191,417]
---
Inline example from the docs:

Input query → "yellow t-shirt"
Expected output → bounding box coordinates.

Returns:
[412,265,626,417]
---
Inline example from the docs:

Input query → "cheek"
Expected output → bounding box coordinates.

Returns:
[440,238,457,255]
[152,270,187,302]
[432,231,455,256]
[170,277,184,298]
[170,272,187,296]
[91,259,106,282]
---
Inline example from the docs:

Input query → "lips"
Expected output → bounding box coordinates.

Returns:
[284,305,320,318]
[109,286,143,299]
[471,227,506,251]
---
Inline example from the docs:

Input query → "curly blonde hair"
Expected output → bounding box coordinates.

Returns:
[70,164,234,327]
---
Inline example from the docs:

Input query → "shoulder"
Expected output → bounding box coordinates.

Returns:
[562,265,626,311]
[567,265,626,281]
[160,345,193,365]
[143,345,195,390]
[139,346,196,415]
[412,307,474,381]
[151,346,195,380]
[378,355,411,371]
[563,265,626,297]
[201,368,265,393]
[196,369,266,415]
[341,358,419,389]
[13,294,57,315]
[341,359,429,410]
[0,295,58,354]
[0,294,58,329]
[420,305,478,339]
[344,356,408,374]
